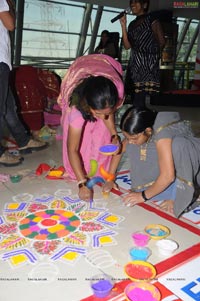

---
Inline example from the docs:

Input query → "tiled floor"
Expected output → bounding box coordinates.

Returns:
[0,104,199,301]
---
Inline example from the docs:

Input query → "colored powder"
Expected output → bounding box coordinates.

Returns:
[127,287,157,301]
[130,248,150,261]
[146,228,166,237]
[92,279,113,292]
[126,264,153,280]
[132,232,149,246]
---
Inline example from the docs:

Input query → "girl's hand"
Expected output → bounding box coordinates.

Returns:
[102,181,120,198]
[122,192,144,207]
[78,186,93,202]
[102,180,120,194]
[111,134,121,145]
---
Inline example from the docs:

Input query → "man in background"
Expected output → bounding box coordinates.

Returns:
[0,0,47,167]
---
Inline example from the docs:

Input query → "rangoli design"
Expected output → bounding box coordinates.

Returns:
[0,190,124,268]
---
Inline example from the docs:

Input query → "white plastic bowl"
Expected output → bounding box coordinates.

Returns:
[156,239,179,256]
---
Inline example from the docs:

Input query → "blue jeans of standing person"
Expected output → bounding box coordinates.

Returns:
[0,62,30,156]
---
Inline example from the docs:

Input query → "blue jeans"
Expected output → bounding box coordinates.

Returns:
[0,62,30,156]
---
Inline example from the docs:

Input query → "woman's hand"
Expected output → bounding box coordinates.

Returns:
[122,191,144,207]
[78,186,93,202]
[120,15,127,28]
[102,180,119,194]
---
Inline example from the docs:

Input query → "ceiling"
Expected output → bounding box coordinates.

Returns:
[73,0,200,20]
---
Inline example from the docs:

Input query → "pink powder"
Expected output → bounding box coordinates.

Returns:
[132,232,150,246]
[127,287,157,301]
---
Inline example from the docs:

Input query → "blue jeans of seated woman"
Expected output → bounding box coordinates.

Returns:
[0,62,30,156]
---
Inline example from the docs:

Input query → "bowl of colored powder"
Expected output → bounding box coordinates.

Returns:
[144,224,170,240]
[90,273,114,298]
[129,246,151,261]
[99,144,119,155]
[124,282,161,301]
[10,174,22,183]
[156,239,179,256]
[132,231,150,246]
[124,260,157,282]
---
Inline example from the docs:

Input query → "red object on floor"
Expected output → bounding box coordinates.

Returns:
[35,163,51,176]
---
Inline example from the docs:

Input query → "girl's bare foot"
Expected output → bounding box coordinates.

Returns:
[159,200,174,214]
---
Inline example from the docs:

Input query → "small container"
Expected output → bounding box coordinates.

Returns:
[156,239,179,256]
[144,224,170,240]
[125,282,161,301]
[102,191,110,199]
[90,273,114,298]
[124,260,157,282]
[129,246,151,261]
[132,231,150,246]
[10,174,22,183]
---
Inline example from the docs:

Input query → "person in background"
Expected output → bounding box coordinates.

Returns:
[120,0,165,108]
[57,54,124,202]
[94,30,117,58]
[103,107,200,218]
[0,0,47,167]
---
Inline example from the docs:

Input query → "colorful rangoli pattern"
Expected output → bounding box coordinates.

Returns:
[0,190,124,268]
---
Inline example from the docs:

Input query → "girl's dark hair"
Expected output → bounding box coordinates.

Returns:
[70,76,118,121]
[120,106,157,134]
[129,0,150,12]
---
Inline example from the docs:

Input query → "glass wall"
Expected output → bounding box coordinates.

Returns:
[14,0,199,87]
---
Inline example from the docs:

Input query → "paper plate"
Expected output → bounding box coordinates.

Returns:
[99,144,119,155]
[144,224,170,240]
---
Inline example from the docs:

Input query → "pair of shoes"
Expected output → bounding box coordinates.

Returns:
[18,139,48,154]
[0,151,23,167]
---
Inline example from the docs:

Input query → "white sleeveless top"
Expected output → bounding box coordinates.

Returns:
[0,0,12,70]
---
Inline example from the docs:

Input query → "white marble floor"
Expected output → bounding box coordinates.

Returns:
[0,104,199,301]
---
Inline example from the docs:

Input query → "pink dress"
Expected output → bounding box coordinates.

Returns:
[58,54,124,180]
[63,107,113,179]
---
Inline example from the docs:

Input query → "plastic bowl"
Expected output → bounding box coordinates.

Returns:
[99,144,119,156]
[129,246,151,261]
[90,273,114,298]
[132,231,150,246]
[10,174,22,183]
[124,260,157,282]
[124,282,161,301]
[144,224,170,240]
[156,239,179,256]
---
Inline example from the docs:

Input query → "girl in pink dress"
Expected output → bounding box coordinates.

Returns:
[58,54,124,201]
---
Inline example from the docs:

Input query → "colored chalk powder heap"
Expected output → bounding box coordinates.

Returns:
[90,274,114,298]
[125,282,161,301]
[156,239,179,256]
[129,246,151,261]
[124,260,157,282]
[99,144,119,155]
[132,231,150,246]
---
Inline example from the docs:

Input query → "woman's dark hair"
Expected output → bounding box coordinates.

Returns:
[70,76,118,121]
[97,30,111,49]
[129,0,150,12]
[120,106,157,134]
